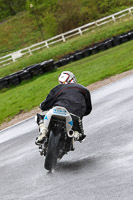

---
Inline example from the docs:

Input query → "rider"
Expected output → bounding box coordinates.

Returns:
[35,71,92,145]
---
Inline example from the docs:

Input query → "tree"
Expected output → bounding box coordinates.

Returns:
[0,0,26,21]
[56,0,83,33]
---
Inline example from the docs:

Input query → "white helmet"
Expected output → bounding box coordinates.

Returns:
[58,71,77,84]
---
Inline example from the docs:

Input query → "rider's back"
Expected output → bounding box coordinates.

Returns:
[41,83,92,118]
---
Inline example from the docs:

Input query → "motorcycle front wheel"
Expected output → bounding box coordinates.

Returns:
[44,130,60,172]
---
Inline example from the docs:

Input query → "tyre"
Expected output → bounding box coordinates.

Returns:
[82,48,91,57]
[40,59,55,72]
[8,74,20,86]
[19,71,32,81]
[104,39,113,49]
[45,130,61,172]
[0,78,9,89]
[74,51,83,60]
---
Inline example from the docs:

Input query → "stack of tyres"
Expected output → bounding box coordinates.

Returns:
[119,34,130,43]
[112,36,121,46]
[82,48,91,58]
[68,55,75,62]
[96,42,106,51]
[18,70,32,82]
[54,61,61,68]
[59,58,68,67]
[65,57,72,65]
[104,39,114,49]
[74,51,83,61]
[128,30,133,40]
[40,59,55,72]
[25,64,43,77]
[0,78,9,89]
[8,73,20,86]
[90,46,99,55]
[57,55,76,68]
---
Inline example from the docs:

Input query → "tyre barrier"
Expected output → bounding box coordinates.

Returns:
[69,54,75,62]
[59,58,68,67]
[90,46,99,55]
[56,30,133,69]
[24,64,43,77]
[0,59,55,89]
[19,70,32,82]
[8,73,20,86]
[82,48,91,57]
[0,78,9,89]
[128,30,133,40]
[54,55,75,68]
[74,51,84,61]
[104,39,114,49]
[40,59,54,72]
[1,30,133,90]
[54,60,61,68]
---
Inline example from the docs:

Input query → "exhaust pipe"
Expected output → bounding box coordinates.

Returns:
[67,130,74,138]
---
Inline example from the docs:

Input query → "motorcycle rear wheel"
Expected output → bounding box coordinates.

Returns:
[44,130,60,172]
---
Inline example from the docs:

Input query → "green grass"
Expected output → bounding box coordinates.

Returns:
[0,39,133,125]
[0,16,133,78]
[0,12,41,57]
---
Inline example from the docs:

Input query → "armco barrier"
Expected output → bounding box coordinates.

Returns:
[1,30,133,90]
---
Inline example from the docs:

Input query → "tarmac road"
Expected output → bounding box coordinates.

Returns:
[0,75,133,200]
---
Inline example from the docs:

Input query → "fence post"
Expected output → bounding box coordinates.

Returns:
[45,41,49,48]
[129,8,133,16]
[78,28,83,35]
[12,55,16,62]
[95,21,98,26]
[62,35,66,42]
[28,48,32,55]
[112,15,116,22]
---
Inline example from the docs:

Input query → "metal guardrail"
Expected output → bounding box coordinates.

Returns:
[0,6,133,66]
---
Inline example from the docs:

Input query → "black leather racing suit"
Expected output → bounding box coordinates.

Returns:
[40,83,92,134]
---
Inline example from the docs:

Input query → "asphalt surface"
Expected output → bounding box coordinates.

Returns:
[0,75,133,200]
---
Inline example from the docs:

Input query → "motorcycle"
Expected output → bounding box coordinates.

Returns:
[35,106,81,172]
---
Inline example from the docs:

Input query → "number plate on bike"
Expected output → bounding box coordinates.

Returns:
[53,108,67,115]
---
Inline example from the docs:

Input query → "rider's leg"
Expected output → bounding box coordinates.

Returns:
[71,115,86,141]
[35,113,48,145]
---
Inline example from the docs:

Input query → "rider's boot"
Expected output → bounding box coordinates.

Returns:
[73,131,86,142]
[71,115,86,142]
[77,118,86,142]
[35,123,48,145]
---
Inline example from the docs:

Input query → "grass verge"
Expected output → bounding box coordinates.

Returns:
[0,39,133,125]
[0,16,133,78]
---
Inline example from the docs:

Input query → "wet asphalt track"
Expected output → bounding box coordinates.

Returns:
[0,75,133,200]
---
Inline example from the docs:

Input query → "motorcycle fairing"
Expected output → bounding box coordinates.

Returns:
[44,106,73,132]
